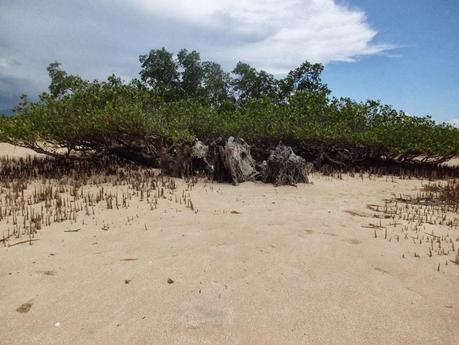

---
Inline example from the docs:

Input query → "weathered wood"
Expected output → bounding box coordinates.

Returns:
[216,137,258,185]
[160,140,213,178]
[261,144,312,186]
[189,140,213,176]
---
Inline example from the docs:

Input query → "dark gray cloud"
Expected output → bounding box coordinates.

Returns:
[0,0,391,109]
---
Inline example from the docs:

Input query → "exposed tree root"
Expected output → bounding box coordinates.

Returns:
[5,135,458,184]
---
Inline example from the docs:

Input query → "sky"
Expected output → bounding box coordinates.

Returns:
[0,0,458,125]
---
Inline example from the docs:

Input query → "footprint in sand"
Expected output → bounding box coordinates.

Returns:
[177,294,233,330]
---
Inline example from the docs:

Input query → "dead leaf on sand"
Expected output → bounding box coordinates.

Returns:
[230,210,241,214]
[42,270,55,276]
[16,302,32,313]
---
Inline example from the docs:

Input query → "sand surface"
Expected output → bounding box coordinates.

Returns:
[0,143,45,159]
[1,144,458,345]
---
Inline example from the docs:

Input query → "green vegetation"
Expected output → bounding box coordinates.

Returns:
[1,48,458,167]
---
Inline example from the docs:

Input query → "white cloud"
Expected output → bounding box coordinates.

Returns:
[127,0,394,71]
[0,0,394,108]
[450,118,459,128]
[0,58,9,69]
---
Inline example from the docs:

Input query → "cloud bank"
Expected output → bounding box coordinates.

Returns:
[0,0,392,108]
[128,0,392,72]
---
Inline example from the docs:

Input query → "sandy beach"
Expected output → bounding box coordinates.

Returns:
[0,143,458,345]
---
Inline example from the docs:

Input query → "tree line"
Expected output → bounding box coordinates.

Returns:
[0,48,458,168]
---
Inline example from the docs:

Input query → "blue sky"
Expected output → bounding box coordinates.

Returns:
[0,0,458,125]
[325,0,459,125]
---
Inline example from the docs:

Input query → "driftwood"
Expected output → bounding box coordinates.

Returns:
[6,136,313,186]
[260,144,312,186]
[213,137,258,184]
[190,140,213,176]
[161,140,213,178]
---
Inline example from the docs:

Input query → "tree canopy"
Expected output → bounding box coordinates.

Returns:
[1,47,458,168]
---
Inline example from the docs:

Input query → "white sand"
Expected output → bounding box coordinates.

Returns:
[444,157,459,167]
[0,143,45,159]
[0,145,458,345]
